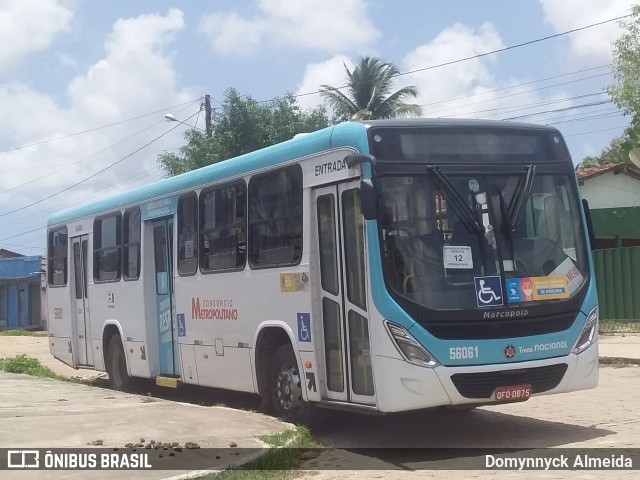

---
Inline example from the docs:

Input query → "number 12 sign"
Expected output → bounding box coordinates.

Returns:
[443,245,473,269]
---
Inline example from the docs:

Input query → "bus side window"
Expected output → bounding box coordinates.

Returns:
[248,165,302,268]
[94,213,122,283]
[178,192,198,276]
[123,207,141,280]
[48,227,68,286]
[199,181,247,272]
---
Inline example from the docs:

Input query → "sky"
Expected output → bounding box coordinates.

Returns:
[0,0,636,256]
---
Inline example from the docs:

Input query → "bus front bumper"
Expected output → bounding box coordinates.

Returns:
[373,342,598,413]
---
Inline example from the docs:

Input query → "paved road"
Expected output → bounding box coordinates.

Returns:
[297,364,640,478]
[0,337,288,480]
[1,336,639,478]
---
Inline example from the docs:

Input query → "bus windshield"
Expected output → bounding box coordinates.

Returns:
[378,171,588,311]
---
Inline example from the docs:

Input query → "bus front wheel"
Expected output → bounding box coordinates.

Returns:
[106,334,131,391]
[269,344,315,425]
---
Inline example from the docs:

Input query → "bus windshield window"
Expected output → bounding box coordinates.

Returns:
[378,173,588,311]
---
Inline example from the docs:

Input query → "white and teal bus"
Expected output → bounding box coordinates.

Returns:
[47,119,598,423]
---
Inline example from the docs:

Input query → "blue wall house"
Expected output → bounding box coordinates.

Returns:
[0,253,45,330]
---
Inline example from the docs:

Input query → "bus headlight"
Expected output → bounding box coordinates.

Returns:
[384,321,439,367]
[572,306,598,354]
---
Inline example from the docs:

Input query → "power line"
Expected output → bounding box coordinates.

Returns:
[416,64,612,108]
[0,119,162,197]
[565,125,629,137]
[0,98,201,155]
[421,73,612,116]
[0,110,199,218]
[398,16,629,79]
[501,100,612,121]
[285,15,630,102]
[436,91,608,119]
[0,167,165,243]
[0,101,198,197]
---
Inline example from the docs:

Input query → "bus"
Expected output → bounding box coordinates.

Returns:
[46,119,598,423]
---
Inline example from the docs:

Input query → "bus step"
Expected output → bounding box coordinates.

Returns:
[155,376,179,388]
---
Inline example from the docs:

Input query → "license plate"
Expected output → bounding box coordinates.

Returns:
[494,384,532,402]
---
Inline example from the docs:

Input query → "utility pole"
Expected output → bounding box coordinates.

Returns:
[204,94,212,137]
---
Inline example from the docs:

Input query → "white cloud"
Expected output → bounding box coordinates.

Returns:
[401,23,512,118]
[0,0,72,74]
[294,55,354,111]
[54,51,78,68]
[294,24,545,121]
[538,0,635,63]
[198,0,379,55]
[0,9,195,244]
[67,9,188,122]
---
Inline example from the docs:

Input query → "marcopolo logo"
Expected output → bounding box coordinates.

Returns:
[483,309,529,319]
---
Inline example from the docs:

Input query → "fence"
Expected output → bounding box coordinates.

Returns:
[593,246,640,333]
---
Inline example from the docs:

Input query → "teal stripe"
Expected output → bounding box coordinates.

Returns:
[48,122,369,226]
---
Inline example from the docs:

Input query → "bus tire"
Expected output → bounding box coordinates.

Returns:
[270,344,318,426]
[106,334,131,391]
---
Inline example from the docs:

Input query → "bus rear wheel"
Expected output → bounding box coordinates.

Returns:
[270,344,318,425]
[106,334,131,391]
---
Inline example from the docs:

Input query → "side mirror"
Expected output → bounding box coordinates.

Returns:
[582,198,595,249]
[360,179,378,220]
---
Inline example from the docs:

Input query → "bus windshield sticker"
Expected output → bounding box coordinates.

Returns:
[474,276,504,307]
[443,245,473,269]
[550,257,584,295]
[297,313,311,342]
[506,276,569,303]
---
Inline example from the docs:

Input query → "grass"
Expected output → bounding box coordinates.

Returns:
[0,353,326,479]
[0,354,63,379]
[0,329,47,336]
[197,425,325,480]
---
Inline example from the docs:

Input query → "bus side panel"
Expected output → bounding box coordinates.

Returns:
[173,273,256,390]
[47,284,74,368]
[193,345,254,392]
[175,269,314,396]
[87,261,151,379]
[47,223,75,368]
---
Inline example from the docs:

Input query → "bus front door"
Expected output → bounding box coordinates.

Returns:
[71,235,93,366]
[313,182,376,406]
[152,218,179,376]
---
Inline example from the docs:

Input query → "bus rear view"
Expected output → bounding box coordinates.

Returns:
[356,120,598,412]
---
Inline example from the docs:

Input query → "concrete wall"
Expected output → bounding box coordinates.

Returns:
[580,171,640,209]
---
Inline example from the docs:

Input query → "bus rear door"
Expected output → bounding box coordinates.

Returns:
[151,218,180,377]
[312,182,376,406]
[70,235,93,367]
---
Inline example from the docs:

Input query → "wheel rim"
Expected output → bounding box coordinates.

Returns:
[276,364,302,412]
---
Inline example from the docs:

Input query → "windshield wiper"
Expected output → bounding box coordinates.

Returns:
[427,166,483,235]
[507,164,536,232]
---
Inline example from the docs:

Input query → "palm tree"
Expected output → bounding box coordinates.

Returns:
[320,57,422,121]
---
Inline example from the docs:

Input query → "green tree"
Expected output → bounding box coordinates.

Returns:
[158,88,329,176]
[319,56,422,122]
[579,120,640,168]
[607,5,640,117]
[581,5,640,168]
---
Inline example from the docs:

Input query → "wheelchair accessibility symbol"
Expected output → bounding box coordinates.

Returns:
[297,313,311,342]
[474,276,504,307]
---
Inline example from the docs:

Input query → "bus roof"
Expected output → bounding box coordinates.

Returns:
[361,118,562,132]
[47,118,562,227]
[47,121,369,227]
